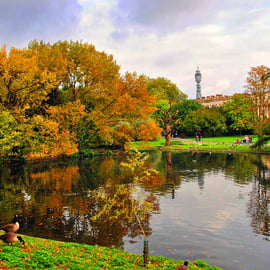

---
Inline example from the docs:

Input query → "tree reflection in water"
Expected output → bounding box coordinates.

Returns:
[0,151,270,249]
[248,156,270,240]
[0,153,160,249]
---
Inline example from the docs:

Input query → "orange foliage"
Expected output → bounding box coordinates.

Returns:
[141,172,166,189]
[136,120,162,141]
[88,73,158,146]
[30,166,80,192]
[0,41,160,158]
[245,65,270,133]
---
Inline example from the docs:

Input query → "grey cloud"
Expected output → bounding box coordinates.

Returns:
[110,29,129,42]
[0,0,82,47]
[110,0,270,39]
[154,50,192,67]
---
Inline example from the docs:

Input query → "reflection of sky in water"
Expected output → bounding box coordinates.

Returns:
[125,171,270,270]
[1,152,270,270]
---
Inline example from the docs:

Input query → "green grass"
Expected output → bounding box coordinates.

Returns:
[0,234,222,269]
[129,136,270,154]
[194,135,257,143]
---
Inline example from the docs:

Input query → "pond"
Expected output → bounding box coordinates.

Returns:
[0,151,270,270]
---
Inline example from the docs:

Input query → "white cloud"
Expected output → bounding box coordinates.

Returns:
[77,0,115,50]
[1,0,270,99]
[106,2,270,98]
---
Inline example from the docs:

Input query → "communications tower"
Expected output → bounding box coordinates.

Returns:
[195,66,202,99]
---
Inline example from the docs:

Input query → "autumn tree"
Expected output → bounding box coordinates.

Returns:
[0,46,56,114]
[0,110,26,157]
[78,72,160,149]
[0,45,58,157]
[28,40,121,107]
[25,100,86,158]
[32,41,160,149]
[0,40,162,158]
[57,41,120,104]
[262,70,270,81]
[28,40,69,106]
[245,65,270,141]
[27,41,121,153]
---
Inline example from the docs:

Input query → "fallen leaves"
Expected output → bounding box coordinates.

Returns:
[0,235,223,270]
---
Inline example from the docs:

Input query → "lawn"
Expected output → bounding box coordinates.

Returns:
[129,136,270,154]
[189,135,257,143]
[0,234,222,269]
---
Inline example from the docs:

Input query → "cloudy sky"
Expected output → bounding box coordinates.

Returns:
[1,0,270,98]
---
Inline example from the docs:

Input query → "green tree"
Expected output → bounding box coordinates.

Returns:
[148,77,187,146]
[172,99,202,120]
[182,107,227,137]
[147,77,187,102]
[172,99,202,134]
[221,93,253,134]
[154,100,181,146]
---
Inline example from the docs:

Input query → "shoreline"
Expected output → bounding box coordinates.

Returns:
[132,138,270,155]
[0,233,223,269]
[1,138,270,163]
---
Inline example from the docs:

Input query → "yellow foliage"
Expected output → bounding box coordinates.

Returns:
[0,41,160,158]
[0,47,57,113]
[25,115,78,159]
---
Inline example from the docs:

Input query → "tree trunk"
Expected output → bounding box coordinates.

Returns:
[257,134,263,150]
[165,124,171,146]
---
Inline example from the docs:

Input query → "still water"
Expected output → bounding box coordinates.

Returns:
[0,151,270,270]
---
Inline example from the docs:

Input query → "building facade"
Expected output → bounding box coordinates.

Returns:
[197,94,232,107]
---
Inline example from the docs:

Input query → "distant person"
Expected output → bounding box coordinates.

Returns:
[243,135,249,143]
[198,131,202,141]
[195,132,199,142]
[236,139,240,144]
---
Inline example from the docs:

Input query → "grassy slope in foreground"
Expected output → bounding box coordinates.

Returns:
[0,234,222,269]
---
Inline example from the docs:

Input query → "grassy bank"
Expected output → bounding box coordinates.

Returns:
[0,234,222,269]
[129,137,270,154]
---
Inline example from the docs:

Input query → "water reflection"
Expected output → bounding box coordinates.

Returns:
[0,151,270,268]
[247,156,270,240]
[0,154,160,250]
